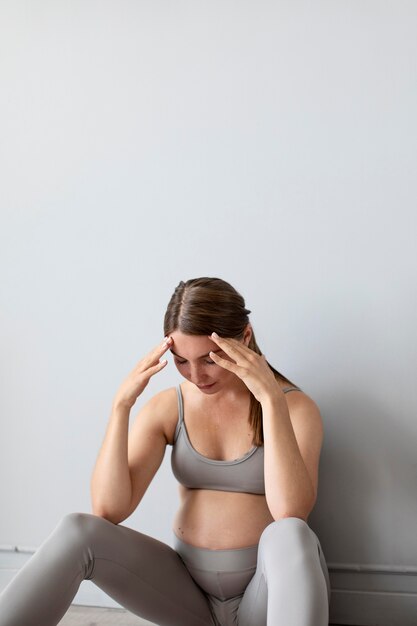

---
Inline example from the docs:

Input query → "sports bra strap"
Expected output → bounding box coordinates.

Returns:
[282,386,302,393]
[173,387,184,443]
[174,384,301,443]
[176,386,184,420]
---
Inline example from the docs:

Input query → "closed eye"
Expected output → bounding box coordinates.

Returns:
[174,358,216,365]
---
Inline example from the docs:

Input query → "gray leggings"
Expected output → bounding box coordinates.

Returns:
[0,513,330,626]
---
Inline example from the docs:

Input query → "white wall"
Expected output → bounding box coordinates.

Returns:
[1,2,416,623]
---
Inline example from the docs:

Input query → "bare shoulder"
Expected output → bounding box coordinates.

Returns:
[131,386,179,444]
[284,389,324,442]
[283,387,320,411]
[282,389,323,499]
[140,386,178,415]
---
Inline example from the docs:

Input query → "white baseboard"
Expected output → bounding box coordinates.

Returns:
[328,563,417,625]
[1,549,417,625]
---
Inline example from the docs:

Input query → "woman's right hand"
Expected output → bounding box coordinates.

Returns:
[113,336,173,410]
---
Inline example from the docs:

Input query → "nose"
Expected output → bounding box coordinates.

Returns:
[189,363,209,385]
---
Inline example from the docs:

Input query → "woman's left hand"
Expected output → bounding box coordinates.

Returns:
[209,332,282,404]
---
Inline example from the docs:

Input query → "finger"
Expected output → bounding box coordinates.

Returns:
[209,351,245,375]
[146,359,168,377]
[210,333,251,362]
[158,336,173,353]
[141,337,173,368]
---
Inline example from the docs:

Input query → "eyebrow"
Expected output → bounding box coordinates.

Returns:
[170,348,223,360]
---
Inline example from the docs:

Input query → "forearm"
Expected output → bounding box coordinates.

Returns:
[207,333,318,518]
[90,401,133,520]
[262,394,315,520]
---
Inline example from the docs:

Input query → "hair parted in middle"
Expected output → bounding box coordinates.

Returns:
[163,277,297,446]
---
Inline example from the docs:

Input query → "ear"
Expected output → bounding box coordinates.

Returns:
[243,323,253,346]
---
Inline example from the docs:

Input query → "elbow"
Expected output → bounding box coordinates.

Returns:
[91,508,124,525]
[90,490,138,525]
[271,509,309,523]
[91,506,119,524]
[90,499,126,525]
[267,491,317,523]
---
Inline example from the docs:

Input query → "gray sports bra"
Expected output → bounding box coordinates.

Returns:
[171,384,302,495]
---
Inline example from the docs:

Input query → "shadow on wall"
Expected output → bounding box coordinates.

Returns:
[309,388,417,566]
[308,389,417,624]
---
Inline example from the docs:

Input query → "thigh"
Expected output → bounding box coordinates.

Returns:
[236,566,267,626]
[0,513,215,626]
[70,513,216,626]
[236,519,330,626]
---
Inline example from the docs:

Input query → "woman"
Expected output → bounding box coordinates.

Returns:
[0,277,330,626]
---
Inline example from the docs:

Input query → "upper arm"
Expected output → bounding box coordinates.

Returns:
[286,392,324,502]
[125,387,178,517]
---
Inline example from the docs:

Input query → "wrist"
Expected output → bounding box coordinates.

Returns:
[111,398,133,415]
[259,386,285,410]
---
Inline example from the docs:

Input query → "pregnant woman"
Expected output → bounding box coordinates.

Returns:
[0,276,330,626]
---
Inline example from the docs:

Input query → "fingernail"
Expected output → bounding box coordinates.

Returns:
[211,332,219,339]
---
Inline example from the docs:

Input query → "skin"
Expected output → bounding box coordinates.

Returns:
[90,326,323,550]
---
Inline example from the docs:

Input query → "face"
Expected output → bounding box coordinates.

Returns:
[168,330,245,394]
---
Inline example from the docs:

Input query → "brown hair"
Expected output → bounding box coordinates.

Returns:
[163,277,297,446]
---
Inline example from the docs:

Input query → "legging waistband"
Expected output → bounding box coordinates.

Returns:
[173,534,258,572]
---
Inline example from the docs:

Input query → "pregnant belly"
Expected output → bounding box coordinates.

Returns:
[173,487,274,550]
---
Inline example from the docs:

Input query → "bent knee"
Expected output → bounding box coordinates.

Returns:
[259,517,314,557]
[55,512,109,545]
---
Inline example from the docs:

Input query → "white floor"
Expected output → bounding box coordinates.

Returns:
[59,605,346,625]
[59,606,158,625]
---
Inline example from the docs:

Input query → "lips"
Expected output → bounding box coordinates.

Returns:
[197,383,215,390]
